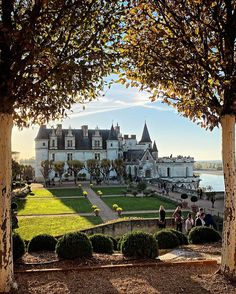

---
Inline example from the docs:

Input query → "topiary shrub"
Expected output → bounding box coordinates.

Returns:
[121,231,158,259]
[13,233,26,261]
[89,234,113,254]
[169,229,188,245]
[153,230,180,249]
[28,234,57,252]
[56,232,92,259]
[181,193,188,200]
[107,236,118,251]
[188,227,221,244]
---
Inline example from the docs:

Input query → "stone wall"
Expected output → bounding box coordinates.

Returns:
[81,218,174,237]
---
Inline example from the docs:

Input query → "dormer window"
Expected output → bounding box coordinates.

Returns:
[95,140,100,148]
[52,140,55,147]
[67,140,72,147]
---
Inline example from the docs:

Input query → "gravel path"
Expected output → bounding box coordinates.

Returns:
[14,264,231,294]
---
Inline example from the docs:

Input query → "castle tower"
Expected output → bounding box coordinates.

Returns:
[139,122,152,149]
[35,125,49,181]
[106,124,119,160]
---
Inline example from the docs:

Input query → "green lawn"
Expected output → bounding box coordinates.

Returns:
[102,196,176,211]
[16,197,92,215]
[16,216,102,240]
[30,188,83,198]
[92,186,126,195]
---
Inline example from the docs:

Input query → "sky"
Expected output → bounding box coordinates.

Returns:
[12,82,222,161]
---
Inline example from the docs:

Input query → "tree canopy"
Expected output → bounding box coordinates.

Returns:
[0,0,124,126]
[118,0,236,129]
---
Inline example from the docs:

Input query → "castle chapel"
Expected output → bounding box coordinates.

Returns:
[35,123,199,189]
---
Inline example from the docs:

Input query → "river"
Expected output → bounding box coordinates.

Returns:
[194,170,225,191]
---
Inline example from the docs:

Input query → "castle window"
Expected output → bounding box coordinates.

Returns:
[67,153,73,161]
[95,153,100,160]
[42,142,45,146]
[52,140,55,147]
[110,143,113,147]
[67,140,72,147]
[167,167,171,177]
[95,140,100,148]
[52,153,55,161]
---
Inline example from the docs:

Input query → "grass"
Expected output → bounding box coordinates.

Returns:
[92,186,126,195]
[16,198,92,215]
[102,196,176,211]
[30,188,83,198]
[16,216,102,240]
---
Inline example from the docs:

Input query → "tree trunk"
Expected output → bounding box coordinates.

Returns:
[0,113,14,293]
[220,114,236,280]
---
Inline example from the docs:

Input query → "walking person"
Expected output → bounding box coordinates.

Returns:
[185,213,194,233]
[158,205,166,229]
[172,206,183,232]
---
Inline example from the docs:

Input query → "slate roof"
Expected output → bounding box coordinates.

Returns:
[123,150,145,162]
[152,141,158,152]
[139,122,152,143]
[35,126,111,150]
[108,124,118,140]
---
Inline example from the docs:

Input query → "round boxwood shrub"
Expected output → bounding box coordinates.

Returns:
[188,227,221,244]
[56,232,92,259]
[13,233,26,261]
[181,193,188,200]
[191,196,198,203]
[107,236,119,251]
[153,230,180,249]
[121,231,158,259]
[89,234,113,254]
[28,234,57,252]
[169,229,188,245]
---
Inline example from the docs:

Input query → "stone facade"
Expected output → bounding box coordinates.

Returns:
[34,122,199,189]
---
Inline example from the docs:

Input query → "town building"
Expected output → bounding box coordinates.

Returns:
[35,123,199,189]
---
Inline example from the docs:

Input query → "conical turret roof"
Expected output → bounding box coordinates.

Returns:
[139,122,152,143]
[108,124,118,140]
[152,141,158,152]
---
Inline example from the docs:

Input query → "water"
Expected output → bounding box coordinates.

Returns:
[198,173,225,191]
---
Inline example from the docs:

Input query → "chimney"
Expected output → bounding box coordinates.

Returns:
[82,125,88,137]
[56,124,62,136]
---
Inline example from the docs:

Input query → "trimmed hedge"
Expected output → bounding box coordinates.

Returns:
[89,234,113,254]
[154,230,180,249]
[13,233,26,261]
[188,227,221,244]
[28,234,57,252]
[121,231,158,259]
[56,232,92,259]
[169,229,188,245]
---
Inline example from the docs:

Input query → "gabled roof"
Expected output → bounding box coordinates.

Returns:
[107,124,118,140]
[139,122,152,143]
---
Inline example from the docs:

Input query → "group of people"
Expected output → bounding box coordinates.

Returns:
[158,205,217,233]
